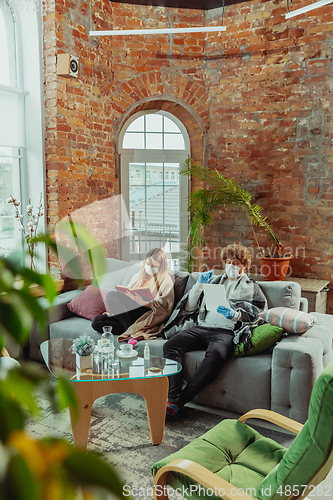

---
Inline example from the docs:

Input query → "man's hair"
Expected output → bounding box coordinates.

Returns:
[221,244,252,270]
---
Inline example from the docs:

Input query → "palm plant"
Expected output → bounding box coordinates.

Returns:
[181,159,289,271]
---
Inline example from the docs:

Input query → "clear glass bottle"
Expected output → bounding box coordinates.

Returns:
[144,342,150,360]
[102,325,114,365]
[144,342,150,373]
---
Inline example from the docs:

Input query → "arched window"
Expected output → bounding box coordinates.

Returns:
[0,4,45,268]
[0,5,18,87]
[119,111,190,270]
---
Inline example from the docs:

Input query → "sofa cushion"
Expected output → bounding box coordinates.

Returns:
[260,307,316,334]
[67,285,109,320]
[233,323,284,357]
[258,281,301,310]
[152,419,287,500]
[50,317,100,341]
[173,271,190,307]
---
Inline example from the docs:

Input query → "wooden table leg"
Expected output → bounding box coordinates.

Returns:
[135,377,169,445]
[69,381,94,450]
[69,376,169,450]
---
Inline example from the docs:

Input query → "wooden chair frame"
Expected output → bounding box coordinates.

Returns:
[153,409,333,500]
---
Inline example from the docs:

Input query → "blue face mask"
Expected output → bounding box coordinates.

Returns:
[225,263,242,280]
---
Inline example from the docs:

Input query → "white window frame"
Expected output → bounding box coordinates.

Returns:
[0,5,46,270]
[119,110,190,265]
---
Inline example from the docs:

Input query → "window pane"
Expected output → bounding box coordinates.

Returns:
[164,116,181,133]
[146,114,162,132]
[0,7,17,86]
[0,147,21,256]
[123,132,144,149]
[164,133,185,150]
[126,116,144,132]
[0,89,25,148]
[146,133,162,149]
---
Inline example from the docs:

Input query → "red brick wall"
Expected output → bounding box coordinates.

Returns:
[43,0,333,312]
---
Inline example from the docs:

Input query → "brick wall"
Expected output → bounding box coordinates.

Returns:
[43,0,333,312]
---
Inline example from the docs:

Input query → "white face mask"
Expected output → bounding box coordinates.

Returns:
[225,263,243,280]
[145,263,159,276]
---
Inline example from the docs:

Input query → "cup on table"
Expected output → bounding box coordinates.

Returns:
[119,343,133,356]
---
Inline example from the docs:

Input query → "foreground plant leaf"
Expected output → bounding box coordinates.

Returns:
[64,451,126,499]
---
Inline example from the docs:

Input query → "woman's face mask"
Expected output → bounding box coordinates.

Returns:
[144,263,159,276]
[225,263,243,280]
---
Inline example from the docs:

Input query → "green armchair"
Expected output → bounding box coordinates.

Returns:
[152,362,333,500]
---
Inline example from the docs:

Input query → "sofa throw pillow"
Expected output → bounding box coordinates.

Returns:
[67,286,109,320]
[259,307,316,334]
[233,323,284,357]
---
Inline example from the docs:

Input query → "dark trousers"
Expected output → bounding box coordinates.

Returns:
[91,290,150,336]
[163,326,235,406]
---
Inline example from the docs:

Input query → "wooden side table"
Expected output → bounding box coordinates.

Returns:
[250,274,330,313]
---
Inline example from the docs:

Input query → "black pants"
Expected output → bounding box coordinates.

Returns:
[163,326,235,406]
[91,290,150,336]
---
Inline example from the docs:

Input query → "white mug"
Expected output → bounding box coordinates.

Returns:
[120,344,133,356]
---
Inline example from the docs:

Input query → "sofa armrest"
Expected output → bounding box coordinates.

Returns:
[271,336,324,423]
[299,297,308,312]
[29,289,84,363]
[46,289,84,324]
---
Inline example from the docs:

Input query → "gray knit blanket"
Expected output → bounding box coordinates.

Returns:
[162,273,268,347]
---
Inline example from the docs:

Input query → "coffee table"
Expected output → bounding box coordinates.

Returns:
[40,339,181,450]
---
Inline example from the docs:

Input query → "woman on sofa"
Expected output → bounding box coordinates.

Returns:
[91,248,174,345]
[162,243,267,417]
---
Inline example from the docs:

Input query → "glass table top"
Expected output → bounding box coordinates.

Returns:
[40,339,181,383]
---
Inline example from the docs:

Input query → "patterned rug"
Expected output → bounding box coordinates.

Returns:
[26,393,295,499]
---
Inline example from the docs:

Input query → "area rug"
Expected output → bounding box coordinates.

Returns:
[26,393,295,499]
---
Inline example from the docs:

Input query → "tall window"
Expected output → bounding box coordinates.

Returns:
[120,111,190,270]
[0,4,24,256]
[0,4,45,265]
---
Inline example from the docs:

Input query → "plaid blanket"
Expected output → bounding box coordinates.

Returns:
[162,273,268,347]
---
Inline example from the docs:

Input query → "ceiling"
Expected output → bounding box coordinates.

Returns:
[110,0,243,11]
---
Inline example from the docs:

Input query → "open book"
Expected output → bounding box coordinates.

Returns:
[115,285,154,302]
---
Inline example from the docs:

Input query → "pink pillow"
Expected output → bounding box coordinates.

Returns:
[260,307,316,334]
[67,286,109,320]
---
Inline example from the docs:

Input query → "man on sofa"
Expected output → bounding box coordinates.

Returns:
[163,244,268,417]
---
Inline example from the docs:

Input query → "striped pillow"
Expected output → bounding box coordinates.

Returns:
[259,307,316,334]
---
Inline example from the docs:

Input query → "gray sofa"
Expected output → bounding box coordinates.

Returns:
[29,258,333,423]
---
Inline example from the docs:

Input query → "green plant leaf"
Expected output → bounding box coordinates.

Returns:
[180,159,282,263]
[3,372,40,416]
[29,233,58,254]
[0,397,26,442]
[0,300,32,344]
[64,452,126,499]
[56,377,79,422]
[0,453,39,500]
[56,220,106,284]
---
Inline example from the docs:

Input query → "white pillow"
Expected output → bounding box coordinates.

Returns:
[259,307,316,334]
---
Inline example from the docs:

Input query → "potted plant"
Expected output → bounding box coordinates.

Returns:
[181,159,291,280]
[72,334,95,370]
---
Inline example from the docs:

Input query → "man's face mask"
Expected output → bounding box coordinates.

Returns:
[225,263,243,280]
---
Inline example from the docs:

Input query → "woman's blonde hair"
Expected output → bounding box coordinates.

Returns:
[131,248,169,293]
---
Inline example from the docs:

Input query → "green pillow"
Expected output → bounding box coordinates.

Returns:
[233,323,284,357]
